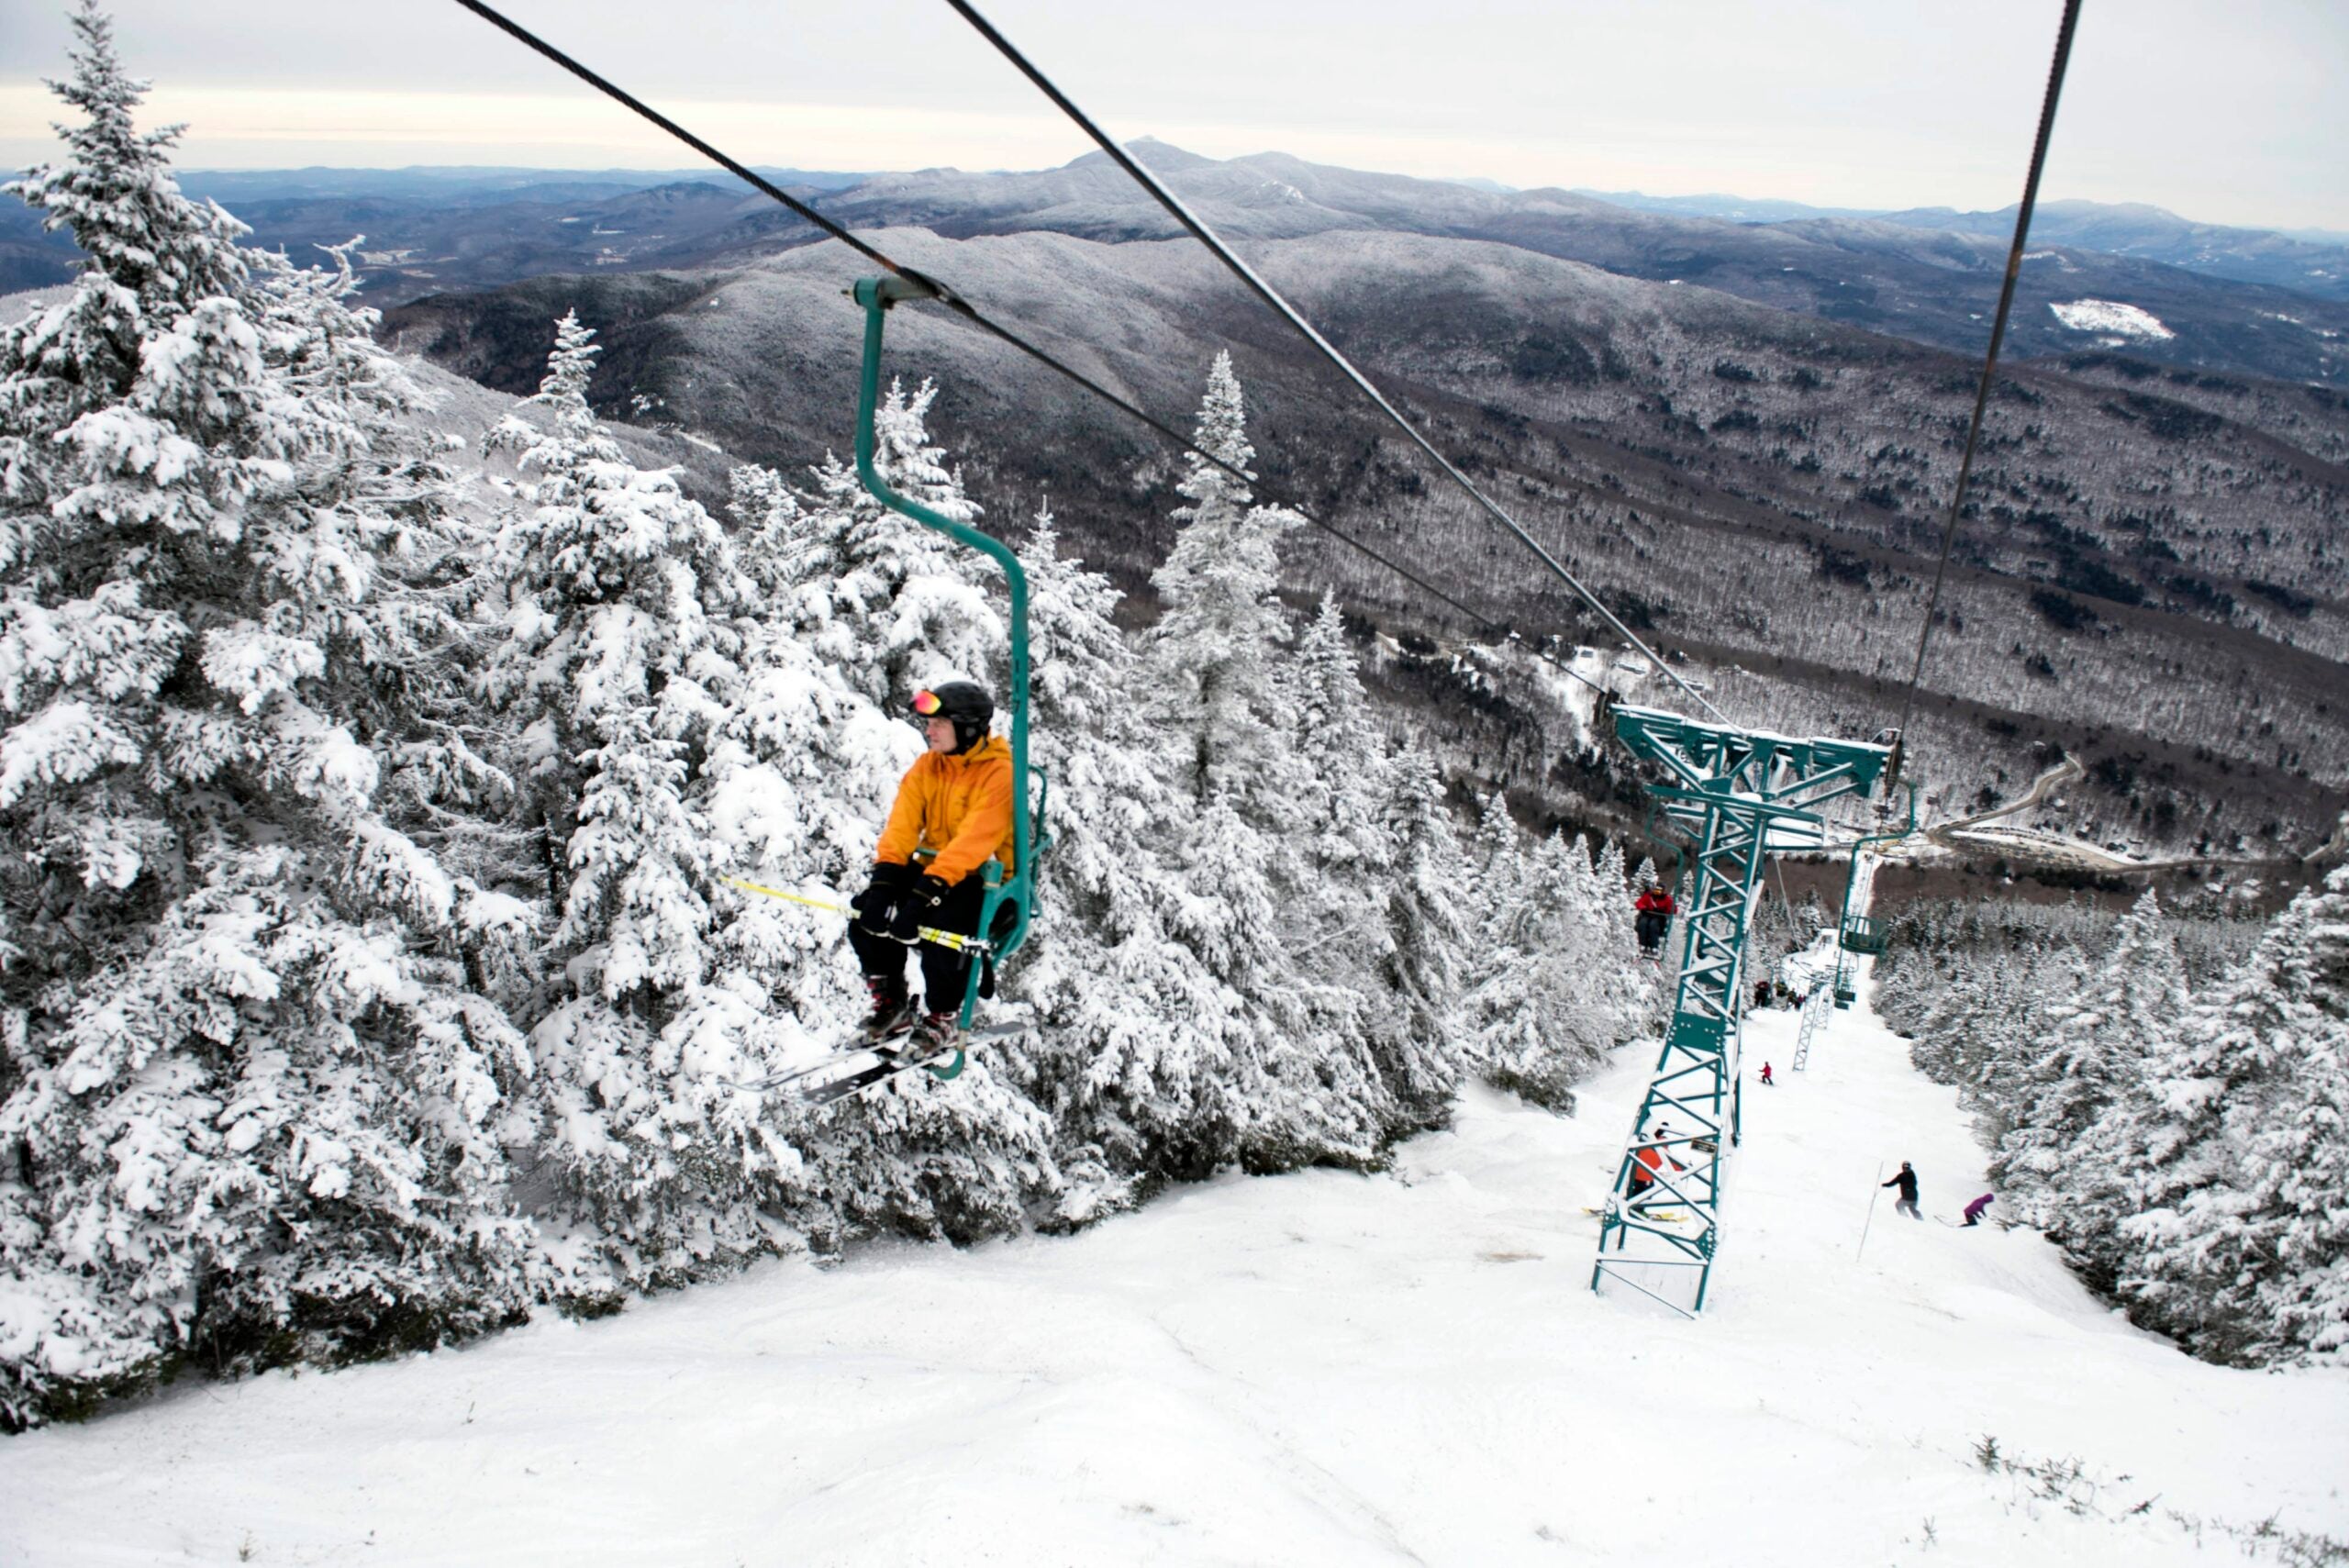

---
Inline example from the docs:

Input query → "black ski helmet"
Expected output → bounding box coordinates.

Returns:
[911,681,994,753]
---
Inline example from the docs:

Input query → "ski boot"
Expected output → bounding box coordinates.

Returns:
[895,1007,963,1061]
[857,975,915,1046]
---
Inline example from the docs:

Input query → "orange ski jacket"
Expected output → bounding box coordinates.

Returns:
[1630,1142,1687,1187]
[874,735,1017,887]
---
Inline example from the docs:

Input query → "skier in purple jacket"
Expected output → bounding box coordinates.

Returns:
[1962,1193,1995,1227]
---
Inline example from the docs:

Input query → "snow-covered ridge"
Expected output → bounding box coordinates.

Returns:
[2049,298,2176,339]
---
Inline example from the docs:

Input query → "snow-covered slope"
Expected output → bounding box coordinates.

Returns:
[4,984,2340,1566]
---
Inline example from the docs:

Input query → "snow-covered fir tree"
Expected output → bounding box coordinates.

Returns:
[1256,592,1424,1158]
[2120,867,2349,1363]
[475,310,803,1286]
[795,380,1000,708]
[1129,355,1381,1172]
[992,505,1243,1199]
[0,6,537,1429]
[1464,796,1576,1108]
[1142,350,1301,806]
[1999,890,2188,1289]
[1368,745,1475,1110]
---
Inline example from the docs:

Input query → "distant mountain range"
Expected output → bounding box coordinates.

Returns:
[1570,191,1887,224]
[175,166,870,204]
[10,142,2339,391]
[0,164,861,303]
[1575,192,2349,300]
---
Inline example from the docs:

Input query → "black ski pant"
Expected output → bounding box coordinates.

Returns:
[847,873,985,1015]
[1636,913,1667,952]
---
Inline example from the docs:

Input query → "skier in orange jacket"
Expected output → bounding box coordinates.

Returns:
[1627,1126,1688,1198]
[847,682,1015,1051]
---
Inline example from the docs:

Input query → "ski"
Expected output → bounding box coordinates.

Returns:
[724,1019,917,1096]
[795,1040,952,1106]
[726,1018,1034,1103]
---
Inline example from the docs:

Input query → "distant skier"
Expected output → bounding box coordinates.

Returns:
[1759,1061,1775,1086]
[1634,878,1675,957]
[1962,1193,1995,1228]
[1882,1161,1922,1220]
[847,682,1015,1052]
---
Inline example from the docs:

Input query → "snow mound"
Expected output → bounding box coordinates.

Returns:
[2049,299,2176,339]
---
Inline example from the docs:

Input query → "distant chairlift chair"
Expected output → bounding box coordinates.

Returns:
[1832,915,1887,1007]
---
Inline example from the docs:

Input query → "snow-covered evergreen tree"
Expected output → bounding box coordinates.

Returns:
[2001,890,2188,1288]
[994,506,1241,1199]
[1258,592,1424,1154]
[1288,594,1391,871]
[1463,803,1607,1110]
[2121,867,2349,1363]
[1142,351,1301,805]
[1358,744,1473,1118]
[793,380,999,708]
[476,311,802,1285]
[0,7,536,1429]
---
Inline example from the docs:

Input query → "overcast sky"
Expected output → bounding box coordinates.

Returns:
[3,0,2344,232]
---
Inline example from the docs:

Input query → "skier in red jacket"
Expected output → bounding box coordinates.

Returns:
[1633,878,1675,957]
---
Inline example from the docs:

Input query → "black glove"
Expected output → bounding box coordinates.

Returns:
[888,873,952,943]
[852,862,916,932]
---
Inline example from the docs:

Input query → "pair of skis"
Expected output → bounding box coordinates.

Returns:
[728,1017,1032,1106]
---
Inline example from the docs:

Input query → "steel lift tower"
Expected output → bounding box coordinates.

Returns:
[1594,706,1892,1314]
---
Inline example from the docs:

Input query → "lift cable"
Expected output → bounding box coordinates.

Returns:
[449,0,1623,699]
[942,0,1730,725]
[1892,0,2084,751]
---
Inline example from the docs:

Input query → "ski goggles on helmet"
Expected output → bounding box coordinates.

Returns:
[911,689,947,717]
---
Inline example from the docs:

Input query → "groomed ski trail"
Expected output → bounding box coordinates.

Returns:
[3,976,2341,1566]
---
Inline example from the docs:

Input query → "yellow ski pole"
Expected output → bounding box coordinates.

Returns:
[718,875,993,954]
